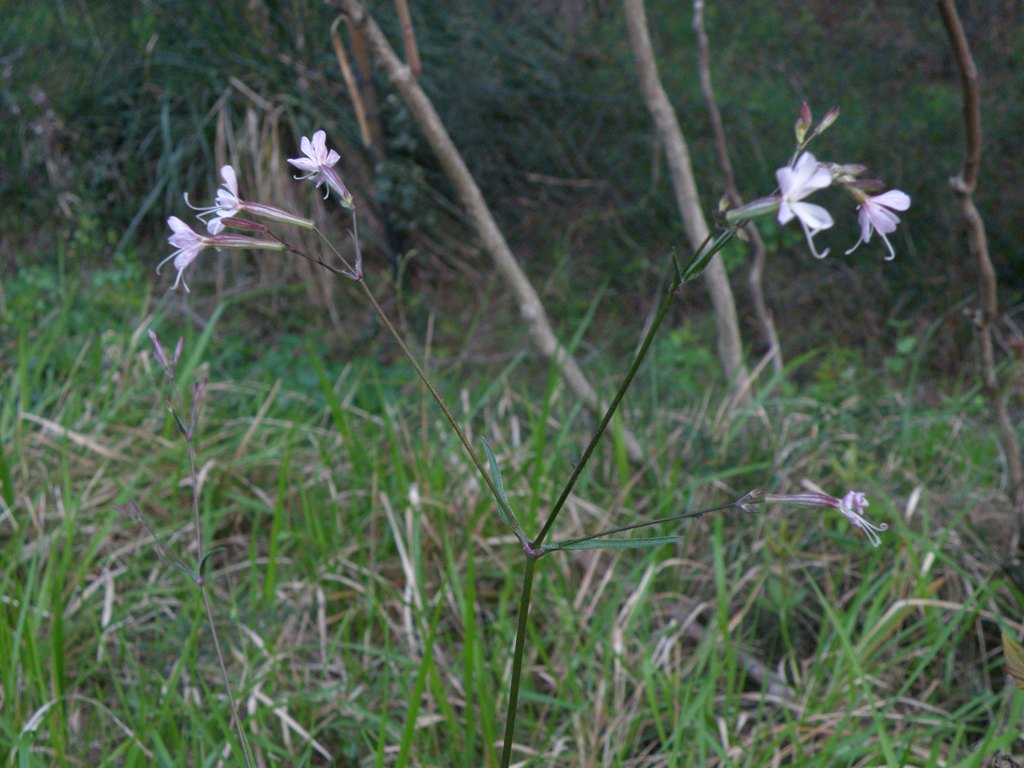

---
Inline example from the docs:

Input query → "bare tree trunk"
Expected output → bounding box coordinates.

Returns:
[692,0,782,377]
[937,0,1024,549]
[622,0,749,404]
[334,0,645,462]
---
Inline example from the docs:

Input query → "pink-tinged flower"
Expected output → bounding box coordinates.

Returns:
[156,216,286,293]
[288,130,354,208]
[764,489,888,547]
[187,165,314,234]
[845,190,911,261]
[777,152,834,259]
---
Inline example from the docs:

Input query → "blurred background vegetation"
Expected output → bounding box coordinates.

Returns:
[3,0,1021,378]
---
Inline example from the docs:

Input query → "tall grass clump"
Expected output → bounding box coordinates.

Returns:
[3,234,1023,764]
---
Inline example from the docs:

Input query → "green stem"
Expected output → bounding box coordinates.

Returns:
[292,215,521,537]
[532,228,734,549]
[499,558,536,768]
[356,280,517,529]
[530,280,674,548]
[498,231,735,767]
[307,212,735,768]
[201,586,256,768]
[538,500,739,554]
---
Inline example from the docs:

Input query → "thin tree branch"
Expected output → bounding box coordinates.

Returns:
[334,0,645,462]
[937,0,1024,545]
[693,0,782,375]
[622,0,751,403]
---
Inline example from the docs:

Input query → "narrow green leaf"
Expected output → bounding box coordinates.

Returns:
[480,437,524,538]
[306,346,346,432]
[0,438,14,508]
[180,303,226,382]
[1003,632,1024,691]
[682,229,736,282]
[544,535,686,553]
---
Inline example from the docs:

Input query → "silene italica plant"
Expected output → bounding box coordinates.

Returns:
[125,105,907,767]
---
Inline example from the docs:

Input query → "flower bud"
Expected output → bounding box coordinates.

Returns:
[795,102,812,144]
[148,329,172,378]
[814,106,840,137]
[219,217,272,234]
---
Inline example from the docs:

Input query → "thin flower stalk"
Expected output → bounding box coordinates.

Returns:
[120,333,257,768]
[501,228,734,768]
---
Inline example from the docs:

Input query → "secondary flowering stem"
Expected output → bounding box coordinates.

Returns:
[537,499,744,555]
[132,335,256,768]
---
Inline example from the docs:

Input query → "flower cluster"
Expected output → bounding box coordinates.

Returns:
[158,130,354,291]
[726,104,910,261]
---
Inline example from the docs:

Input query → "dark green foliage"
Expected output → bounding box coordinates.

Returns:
[3,1,1022,357]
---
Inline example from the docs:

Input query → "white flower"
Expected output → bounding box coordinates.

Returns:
[845,190,911,261]
[208,165,243,233]
[157,216,208,291]
[184,165,242,234]
[288,130,354,208]
[836,491,888,547]
[776,152,834,258]
[763,489,888,547]
[185,165,313,234]
[156,216,286,293]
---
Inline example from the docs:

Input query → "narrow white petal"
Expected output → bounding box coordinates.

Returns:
[869,205,901,235]
[791,201,834,231]
[167,216,191,235]
[777,201,795,225]
[220,165,238,196]
[287,157,318,172]
[311,130,328,160]
[776,166,795,196]
[873,190,910,211]
[791,152,818,187]
[804,165,833,193]
[857,206,874,242]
